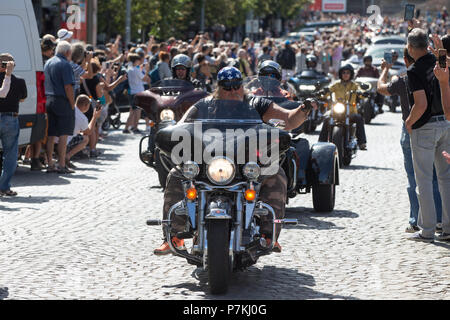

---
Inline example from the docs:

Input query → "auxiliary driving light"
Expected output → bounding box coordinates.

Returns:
[244,189,256,202]
[186,187,197,200]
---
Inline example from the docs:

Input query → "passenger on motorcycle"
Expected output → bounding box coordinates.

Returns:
[356,55,385,113]
[253,60,291,99]
[171,53,206,90]
[153,66,313,255]
[319,64,368,150]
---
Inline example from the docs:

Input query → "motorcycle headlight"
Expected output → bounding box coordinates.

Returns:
[182,161,200,180]
[300,85,316,91]
[333,103,346,114]
[207,157,235,185]
[243,162,261,180]
[160,109,175,121]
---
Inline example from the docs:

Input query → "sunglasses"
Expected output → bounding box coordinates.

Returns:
[260,72,278,78]
[342,71,351,74]
[219,79,243,91]
[174,66,186,71]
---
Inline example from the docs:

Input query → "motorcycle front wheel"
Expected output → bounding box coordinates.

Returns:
[312,183,336,212]
[363,102,373,124]
[207,220,231,295]
[331,126,344,168]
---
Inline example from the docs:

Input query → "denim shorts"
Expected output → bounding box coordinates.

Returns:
[46,96,75,137]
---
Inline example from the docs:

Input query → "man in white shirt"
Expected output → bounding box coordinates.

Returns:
[65,94,102,170]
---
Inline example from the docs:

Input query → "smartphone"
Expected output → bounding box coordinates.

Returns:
[404,4,415,21]
[438,49,447,68]
[384,51,393,64]
[1,62,7,68]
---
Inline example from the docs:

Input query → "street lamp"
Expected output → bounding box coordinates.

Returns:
[200,0,205,32]
[126,0,131,45]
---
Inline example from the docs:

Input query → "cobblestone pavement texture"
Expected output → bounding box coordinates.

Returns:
[0,110,449,300]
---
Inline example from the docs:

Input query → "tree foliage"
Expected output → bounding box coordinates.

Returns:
[97,0,313,42]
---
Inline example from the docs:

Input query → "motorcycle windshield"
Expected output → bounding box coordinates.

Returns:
[152,79,195,90]
[244,76,286,99]
[182,99,263,123]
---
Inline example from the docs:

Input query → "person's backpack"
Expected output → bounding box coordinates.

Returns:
[149,65,161,85]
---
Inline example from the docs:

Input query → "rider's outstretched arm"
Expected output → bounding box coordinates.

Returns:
[262,102,312,131]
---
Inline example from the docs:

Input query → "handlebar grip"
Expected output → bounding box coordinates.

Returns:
[146,219,162,226]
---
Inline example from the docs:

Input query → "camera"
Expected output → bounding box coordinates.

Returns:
[303,98,316,113]
[90,98,102,111]
[1,62,7,69]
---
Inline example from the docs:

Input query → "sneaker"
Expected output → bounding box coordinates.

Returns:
[359,143,367,150]
[262,235,282,253]
[122,129,131,134]
[436,232,450,241]
[436,223,443,233]
[405,224,420,233]
[153,237,186,255]
[407,231,434,243]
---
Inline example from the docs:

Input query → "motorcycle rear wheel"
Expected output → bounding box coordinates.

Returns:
[207,220,231,295]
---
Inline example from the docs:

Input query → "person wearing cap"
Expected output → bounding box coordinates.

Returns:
[57,28,73,42]
[276,40,296,81]
[154,66,313,255]
[0,53,27,196]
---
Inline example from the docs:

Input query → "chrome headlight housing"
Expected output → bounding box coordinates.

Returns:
[333,103,346,114]
[160,109,175,121]
[206,157,235,185]
[182,161,200,180]
[243,162,261,180]
[300,84,316,91]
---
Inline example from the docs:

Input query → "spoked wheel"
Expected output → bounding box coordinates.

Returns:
[207,220,231,295]
[331,126,344,168]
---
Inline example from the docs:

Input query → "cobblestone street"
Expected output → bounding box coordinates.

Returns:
[1,110,449,300]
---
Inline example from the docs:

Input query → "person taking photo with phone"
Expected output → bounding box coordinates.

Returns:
[0,53,27,196]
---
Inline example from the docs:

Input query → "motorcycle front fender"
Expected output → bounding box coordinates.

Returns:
[309,142,339,185]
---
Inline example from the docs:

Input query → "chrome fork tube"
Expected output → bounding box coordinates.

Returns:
[198,190,206,251]
[235,192,243,251]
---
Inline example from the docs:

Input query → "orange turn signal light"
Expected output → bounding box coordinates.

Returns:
[149,120,155,127]
[244,189,256,202]
[186,188,197,200]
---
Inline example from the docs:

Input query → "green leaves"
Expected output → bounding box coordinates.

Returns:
[97,0,312,42]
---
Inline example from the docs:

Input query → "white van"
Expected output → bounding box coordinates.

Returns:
[0,0,46,156]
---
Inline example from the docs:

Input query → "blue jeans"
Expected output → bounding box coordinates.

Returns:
[0,115,20,191]
[401,123,442,226]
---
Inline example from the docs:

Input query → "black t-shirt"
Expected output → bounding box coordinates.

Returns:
[387,75,411,121]
[407,53,443,129]
[0,73,27,113]
[80,74,101,100]
[245,96,273,118]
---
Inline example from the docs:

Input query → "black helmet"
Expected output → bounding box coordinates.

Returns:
[363,55,373,63]
[258,60,282,80]
[305,54,318,69]
[338,64,354,80]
